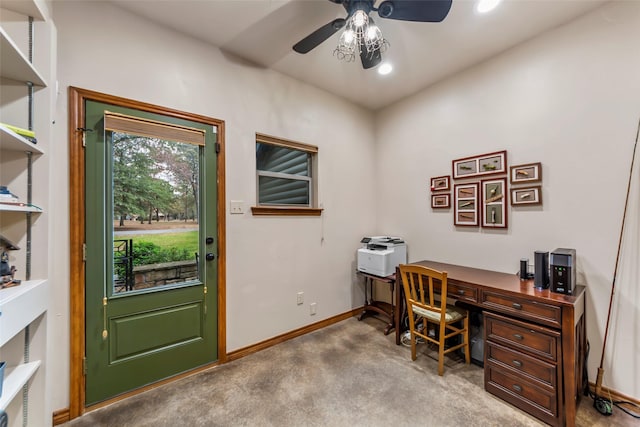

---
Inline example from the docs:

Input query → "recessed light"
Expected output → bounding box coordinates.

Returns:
[476,0,502,14]
[378,63,393,75]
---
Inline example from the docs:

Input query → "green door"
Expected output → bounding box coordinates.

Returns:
[84,100,218,404]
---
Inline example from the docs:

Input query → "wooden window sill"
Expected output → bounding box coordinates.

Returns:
[251,206,323,216]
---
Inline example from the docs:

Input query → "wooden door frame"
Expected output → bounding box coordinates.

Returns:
[68,87,227,419]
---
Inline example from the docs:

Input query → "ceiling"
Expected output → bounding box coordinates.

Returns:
[111,0,608,111]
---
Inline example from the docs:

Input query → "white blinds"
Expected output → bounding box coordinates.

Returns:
[104,111,205,146]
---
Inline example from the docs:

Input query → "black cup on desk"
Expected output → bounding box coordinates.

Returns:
[519,258,528,280]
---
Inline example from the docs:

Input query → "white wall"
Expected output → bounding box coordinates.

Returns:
[376,1,640,399]
[50,1,376,412]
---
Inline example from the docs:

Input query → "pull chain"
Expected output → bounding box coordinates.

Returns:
[102,297,108,340]
[203,286,208,315]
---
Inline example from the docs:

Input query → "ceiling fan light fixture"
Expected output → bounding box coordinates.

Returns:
[343,29,356,44]
[334,28,358,62]
[363,20,388,54]
[334,7,388,64]
[352,9,369,27]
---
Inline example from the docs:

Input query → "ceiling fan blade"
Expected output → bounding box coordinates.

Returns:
[360,48,382,70]
[377,0,453,22]
[293,18,346,54]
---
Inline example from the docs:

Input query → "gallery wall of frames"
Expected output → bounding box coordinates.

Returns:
[429,150,542,229]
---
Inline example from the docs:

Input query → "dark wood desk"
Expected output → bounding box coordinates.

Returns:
[357,271,396,335]
[395,260,586,427]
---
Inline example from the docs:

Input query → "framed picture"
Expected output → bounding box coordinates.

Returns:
[452,150,507,180]
[481,178,507,228]
[454,183,479,226]
[430,175,450,192]
[431,193,450,209]
[511,186,542,206]
[510,162,542,184]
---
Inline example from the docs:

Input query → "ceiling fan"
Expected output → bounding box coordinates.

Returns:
[293,0,453,69]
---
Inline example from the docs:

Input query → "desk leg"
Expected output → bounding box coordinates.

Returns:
[395,268,402,345]
[358,277,371,321]
[358,277,396,335]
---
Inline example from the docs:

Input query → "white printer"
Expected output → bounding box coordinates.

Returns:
[357,236,407,277]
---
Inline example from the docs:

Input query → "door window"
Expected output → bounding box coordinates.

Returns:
[111,132,201,294]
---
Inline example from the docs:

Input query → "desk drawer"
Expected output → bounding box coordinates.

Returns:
[482,290,561,328]
[447,280,478,303]
[486,341,557,389]
[485,364,557,425]
[485,312,560,362]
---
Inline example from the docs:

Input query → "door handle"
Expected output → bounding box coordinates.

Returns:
[206,237,214,245]
[206,253,215,261]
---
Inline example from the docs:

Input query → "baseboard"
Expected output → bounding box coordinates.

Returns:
[52,408,71,425]
[589,381,640,406]
[227,308,362,362]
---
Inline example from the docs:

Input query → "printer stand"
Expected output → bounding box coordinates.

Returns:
[357,271,396,335]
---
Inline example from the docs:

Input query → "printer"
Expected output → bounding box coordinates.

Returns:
[357,236,407,277]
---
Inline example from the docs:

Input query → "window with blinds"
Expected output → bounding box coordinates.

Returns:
[256,134,317,207]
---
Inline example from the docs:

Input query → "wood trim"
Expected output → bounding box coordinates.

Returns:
[52,408,71,425]
[227,309,361,362]
[256,132,318,153]
[216,121,227,362]
[68,87,227,419]
[251,206,323,216]
[68,87,86,420]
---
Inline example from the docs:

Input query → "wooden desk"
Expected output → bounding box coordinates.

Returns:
[357,271,396,335]
[394,260,586,427]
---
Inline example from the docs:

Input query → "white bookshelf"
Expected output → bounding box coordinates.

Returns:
[0,204,43,213]
[0,0,45,21]
[0,0,51,424]
[0,280,48,348]
[0,26,47,87]
[0,125,44,154]
[0,361,41,411]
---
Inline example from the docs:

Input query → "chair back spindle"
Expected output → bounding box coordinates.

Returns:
[398,264,470,375]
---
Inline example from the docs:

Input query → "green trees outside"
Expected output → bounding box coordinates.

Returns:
[112,133,199,225]
[111,133,200,287]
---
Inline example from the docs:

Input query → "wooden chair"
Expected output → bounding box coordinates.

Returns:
[398,264,470,375]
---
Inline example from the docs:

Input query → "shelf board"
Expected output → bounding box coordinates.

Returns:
[0,125,44,154]
[0,279,48,347]
[0,361,41,410]
[0,203,43,213]
[0,0,46,21]
[0,26,47,87]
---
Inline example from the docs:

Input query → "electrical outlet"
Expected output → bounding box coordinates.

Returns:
[310,302,317,315]
[297,292,304,305]
[230,200,244,214]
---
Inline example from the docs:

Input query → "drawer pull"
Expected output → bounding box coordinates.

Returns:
[512,302,522,310]
[513,333,524,340]
[457,289,465,295]
[512,360,523,367]
[513,384,522,393]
